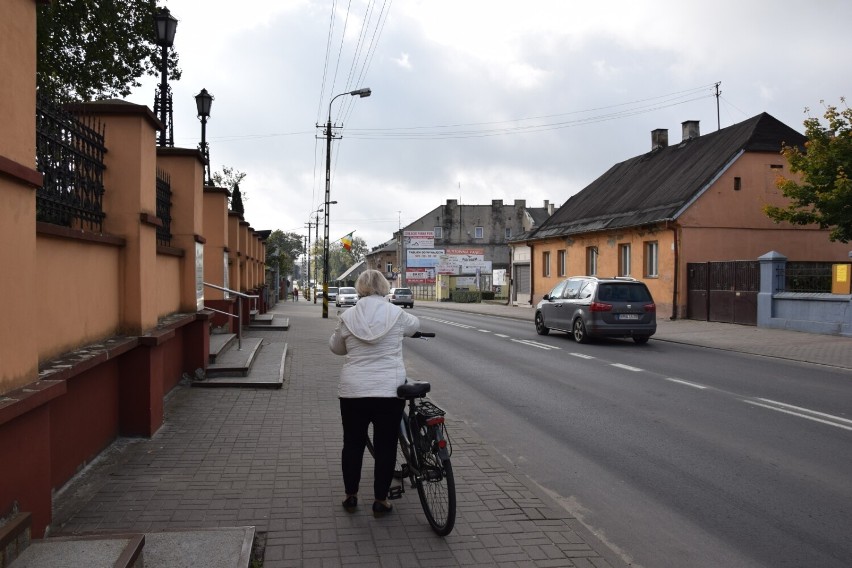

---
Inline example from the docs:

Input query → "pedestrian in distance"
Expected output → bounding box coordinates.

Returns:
[329,269,419,517]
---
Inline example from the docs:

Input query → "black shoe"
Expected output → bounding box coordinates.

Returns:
[372,501,393,518]
[342,495,358,513]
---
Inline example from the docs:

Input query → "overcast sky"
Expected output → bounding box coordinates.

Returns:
[126,0,850,251]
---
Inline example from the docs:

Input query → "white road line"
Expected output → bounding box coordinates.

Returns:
[758,398,852,427]
[743,399,852,432]
[570,353,595,359]
[665,378,708,389]
[611,363,643,372]
[494,334,510,338]
[478,329,491,333]
[511,339,560,350]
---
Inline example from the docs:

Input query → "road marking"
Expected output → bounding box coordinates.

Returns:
[666,378,708,389]
[494,333,510,338]
[570,353,595,359]
[511,339,560,350]
[421,316,475,329]
[743,398,852,432]
[611,363,643,372]
[478,329,491,333]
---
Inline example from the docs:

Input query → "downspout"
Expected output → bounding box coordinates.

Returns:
[669,222,679,320]
[529,238,536,307]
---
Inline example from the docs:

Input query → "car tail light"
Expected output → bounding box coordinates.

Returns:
[644,303,656,312]
[590,302,612,312]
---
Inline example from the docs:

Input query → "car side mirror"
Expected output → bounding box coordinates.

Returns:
[543,294,551,301]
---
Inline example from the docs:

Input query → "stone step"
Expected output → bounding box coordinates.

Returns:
[12,527,255,568]
[11,534,144,568]
[209,333,237,363]
[204,337,263,378]
[248,316,289,330]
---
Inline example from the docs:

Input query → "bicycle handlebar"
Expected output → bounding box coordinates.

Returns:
[411,331,435,338]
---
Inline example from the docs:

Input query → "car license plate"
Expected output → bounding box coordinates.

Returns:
[619,314,639,320]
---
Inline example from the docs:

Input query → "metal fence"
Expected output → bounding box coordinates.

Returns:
[35,93,106,232]
[781,262,833,293]
[156,169,173,246]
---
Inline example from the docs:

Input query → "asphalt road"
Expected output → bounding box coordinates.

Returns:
[405,306,852,568]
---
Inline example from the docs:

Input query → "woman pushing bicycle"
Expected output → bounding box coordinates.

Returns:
[329,269,420,517]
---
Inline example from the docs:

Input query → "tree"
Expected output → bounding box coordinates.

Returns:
[765,100,852,242]
[266,230,304,279]
[37,0,181,103]
[328,236,368,283]
[210,166,248,210]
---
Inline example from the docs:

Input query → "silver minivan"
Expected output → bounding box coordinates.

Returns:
[535,277,656,344]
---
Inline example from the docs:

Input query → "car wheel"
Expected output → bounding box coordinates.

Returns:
[534,312,550,336]
[633,335,650,345]
[572,317,589,343]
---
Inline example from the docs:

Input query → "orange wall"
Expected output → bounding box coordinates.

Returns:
[0,0,36,164]
[156,254,182,318]
[36,235,121,362]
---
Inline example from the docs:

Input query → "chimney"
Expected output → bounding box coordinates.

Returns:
[492,199,503,207]
[651,128,668,150]
[682,120,700,141]
[514,199,526,208]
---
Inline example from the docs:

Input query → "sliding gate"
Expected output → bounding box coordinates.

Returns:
[686,261,759,325]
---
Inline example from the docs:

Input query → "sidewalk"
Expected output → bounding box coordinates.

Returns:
[49,300,629,568]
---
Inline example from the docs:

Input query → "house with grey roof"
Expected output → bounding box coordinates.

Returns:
[520,113,851,320]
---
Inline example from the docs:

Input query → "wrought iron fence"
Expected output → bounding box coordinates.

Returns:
[35,93,106,232]
[156,169,173,246]
[781,262,833,293]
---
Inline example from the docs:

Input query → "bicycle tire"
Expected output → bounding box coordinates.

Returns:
[412,425,456,535]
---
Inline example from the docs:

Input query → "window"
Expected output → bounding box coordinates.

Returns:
[474,226,484,239]
[542,251,551,277]
[505,227,511,239]
[734,177,742,191]
[585,247,598,276]
[644,241,659,277]
[386,262,393,274]
[434,226,443,239]
[557,249,566,277]
[618,244,631,276]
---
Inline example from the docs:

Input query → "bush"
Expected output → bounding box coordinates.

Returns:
[450,290,481,303]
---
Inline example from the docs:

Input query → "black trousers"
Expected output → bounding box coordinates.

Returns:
[340,397,405,501]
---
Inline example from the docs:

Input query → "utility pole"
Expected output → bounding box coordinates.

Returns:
[305,220,313,301]
[715,82,722,131]
[314,209,321,303]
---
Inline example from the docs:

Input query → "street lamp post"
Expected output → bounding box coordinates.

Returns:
[194,88,214,186]
[153,7,178,147]
[322,88,371,318]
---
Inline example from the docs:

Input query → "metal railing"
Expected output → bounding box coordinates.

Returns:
[780,262,833,293]
[202,283,259,350]
[155,169,172,246]
[35,93,107,232]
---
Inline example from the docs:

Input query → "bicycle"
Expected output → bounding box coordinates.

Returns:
[366,331,456,536]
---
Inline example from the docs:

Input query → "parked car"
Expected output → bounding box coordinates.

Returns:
[535,276,656,344]
[326,286,339,302]
[386,287,414,308]
[336,287,358,307]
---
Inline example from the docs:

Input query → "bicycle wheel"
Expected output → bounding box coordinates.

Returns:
[413,425,456,535]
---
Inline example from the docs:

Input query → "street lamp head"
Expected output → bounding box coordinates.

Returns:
[195,88,214,119]
[351,88,371,98]
[153,7,178,48]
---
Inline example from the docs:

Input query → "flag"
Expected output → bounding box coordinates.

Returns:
[340,231,354,251]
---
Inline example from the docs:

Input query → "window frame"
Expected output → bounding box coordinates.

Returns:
[542,251,551,277]
[585,246,598,276]
[618,243,631,277]
[434,226,443,239]
[557,249,567,277]
[644,241,659,278]
[474,226,484,239]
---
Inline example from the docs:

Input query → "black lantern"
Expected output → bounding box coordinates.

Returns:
[153,7,178,147]
[195,88,214,185]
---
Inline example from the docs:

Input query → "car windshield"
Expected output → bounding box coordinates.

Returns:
[340,287,356,294]
[598,283,651,302]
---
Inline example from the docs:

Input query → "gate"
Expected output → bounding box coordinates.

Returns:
[686,261,759,325]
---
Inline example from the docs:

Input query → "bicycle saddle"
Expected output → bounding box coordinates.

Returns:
[398,381,431,398]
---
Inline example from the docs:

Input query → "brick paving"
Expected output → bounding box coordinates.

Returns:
[51,301,626,567]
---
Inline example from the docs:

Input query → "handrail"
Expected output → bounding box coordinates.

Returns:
[202,282,260,351]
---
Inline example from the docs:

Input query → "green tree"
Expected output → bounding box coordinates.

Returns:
[328,236,368,283]
[266,230,304,278]
[765,100,852,242]
[37,0,181,102]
